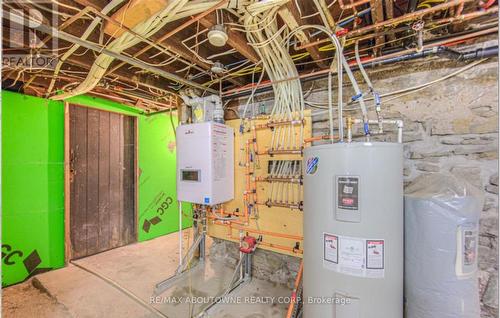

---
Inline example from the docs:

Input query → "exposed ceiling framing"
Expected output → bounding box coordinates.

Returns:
[2,0,498,113]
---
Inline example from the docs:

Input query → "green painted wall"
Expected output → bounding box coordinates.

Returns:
[2,91,189,286]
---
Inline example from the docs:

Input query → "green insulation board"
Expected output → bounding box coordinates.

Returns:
[138,113,192,242]
[2,91,189,286]
[2,91,65,286]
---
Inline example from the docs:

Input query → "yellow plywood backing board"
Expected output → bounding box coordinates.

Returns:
[104,0,168,38]
[208,110,311,258]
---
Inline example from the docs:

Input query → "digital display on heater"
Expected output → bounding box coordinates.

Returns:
[181,170,200,182]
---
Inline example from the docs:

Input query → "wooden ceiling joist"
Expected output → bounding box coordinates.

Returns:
[199,13,260,64]
[384,0,397,43]
[283,1,328,68]
[370,0,386,55]
[71,0,244,88]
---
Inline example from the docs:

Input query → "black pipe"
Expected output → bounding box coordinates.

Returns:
[222,45,498,101]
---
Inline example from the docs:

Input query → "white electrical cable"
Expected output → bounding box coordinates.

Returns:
[51,0,238,100]
[46,0,127,96]
[310,58,488,115]
[287,25,344,141]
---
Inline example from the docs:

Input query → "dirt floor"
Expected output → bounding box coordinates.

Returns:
[2,280,72,318]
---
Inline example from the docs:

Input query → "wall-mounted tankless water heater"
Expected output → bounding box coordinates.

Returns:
[176,122,234,205]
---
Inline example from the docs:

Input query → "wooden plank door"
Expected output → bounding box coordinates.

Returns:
[69,105,136,259]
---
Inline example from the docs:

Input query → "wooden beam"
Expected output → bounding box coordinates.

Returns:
[314,0,336,30]
[384,0,397,43]
[283,2,328,68]
[199,13,260,64]
[1,66,171,112]
[71,0,243,87]
[104,25,244,87]
[370,0,386,55]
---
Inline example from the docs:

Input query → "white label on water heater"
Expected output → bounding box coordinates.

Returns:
[456,223,479,277]
[323,233,385,278]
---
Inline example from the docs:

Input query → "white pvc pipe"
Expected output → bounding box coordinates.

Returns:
[178,200,183,267]
[287,25,343,141]
[327,72,334,143]
[353,119,404,143]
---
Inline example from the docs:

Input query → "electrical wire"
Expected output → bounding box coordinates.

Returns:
[50,0,241,100]
[310,58,488,115]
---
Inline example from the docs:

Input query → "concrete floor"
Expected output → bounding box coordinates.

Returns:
[2,231,290,318]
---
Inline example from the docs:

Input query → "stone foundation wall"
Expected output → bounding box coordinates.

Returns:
[310,58,499,317]
[216,55,498,317]
[209,238,301,289]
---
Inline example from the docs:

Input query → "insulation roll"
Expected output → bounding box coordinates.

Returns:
[404,173,482,318]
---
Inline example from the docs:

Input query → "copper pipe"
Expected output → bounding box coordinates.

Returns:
[217,207,244,217]
[349,0,474,37]
[258,149,303,156]
[436,6,498,24]
[257,241,303,254]
[304,135,337,143]
[257,201,303,210]
[224,25,497,97]
[297,0,480,51]
[338,0,371,10]
[455,2,465,16]
[230,225,303,241]
[286,260,304,318]
[211,222,303,252]
[208,215,246,225]
[365,25,498,64]
[254,119,304,130]
[256,176,303,183]
[227,229,303,254]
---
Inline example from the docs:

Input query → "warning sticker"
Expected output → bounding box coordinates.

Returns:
[366,240,384,269]
[323,233,385,278]
[337,176,359,210]
[324,234,338,264]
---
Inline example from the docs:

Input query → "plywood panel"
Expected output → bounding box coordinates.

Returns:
[208,111,311,257]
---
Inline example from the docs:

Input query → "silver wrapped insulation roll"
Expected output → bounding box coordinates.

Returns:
[404,173,483,318]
